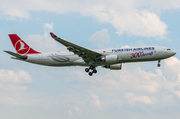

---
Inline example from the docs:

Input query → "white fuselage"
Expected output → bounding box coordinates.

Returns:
[23,46,176,67]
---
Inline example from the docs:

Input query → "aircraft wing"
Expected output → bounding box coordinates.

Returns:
[50,33,103,62]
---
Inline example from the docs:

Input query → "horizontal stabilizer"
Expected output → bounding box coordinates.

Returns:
[4,51,27,60]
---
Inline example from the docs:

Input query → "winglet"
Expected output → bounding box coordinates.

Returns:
[50,32,57,38]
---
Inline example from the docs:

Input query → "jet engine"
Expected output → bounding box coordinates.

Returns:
[101,55,118,63]
[103,63,122,70]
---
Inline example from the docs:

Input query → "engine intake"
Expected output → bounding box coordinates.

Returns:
[101,55,118,63]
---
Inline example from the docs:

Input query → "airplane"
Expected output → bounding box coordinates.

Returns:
[4,33,176,76]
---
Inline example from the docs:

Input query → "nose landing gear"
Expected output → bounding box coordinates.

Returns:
[157,60,161,67]
[85,65,97,76]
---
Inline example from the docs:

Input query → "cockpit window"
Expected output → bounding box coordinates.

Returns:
[167,48,171,51]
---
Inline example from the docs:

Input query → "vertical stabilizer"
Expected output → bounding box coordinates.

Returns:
[9,34,41,55]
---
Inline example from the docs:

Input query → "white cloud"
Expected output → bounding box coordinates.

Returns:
[24,23,66,52]
[72,106,82,115]
[85,7,168,37]
[163,57,180,82]
[82,1,170,38]
[164,57,180,67]
[0,69,33,105]
[133,9,168,38]
[143,0,180,14]
[1,0,178,37]
[175,82,180,91]
[4,8,30,20]
[68,110,73,116]
[125,92,154,105]
[161,57,180,99]
[25,34,66,52]
[88,29,111,48]
[1,55,180,118]
[44,22,54,38]
[89,91,101,109]
[88,29,110,43]
[0,96,23,105]
[175,90,180,98]
[162,94,174,105]
[93,67,164,94]
[0,83,27,90]
[44,22,54,32]
[0,70,32,84]
[66,56,180,111]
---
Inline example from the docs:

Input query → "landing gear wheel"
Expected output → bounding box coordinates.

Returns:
[87,65,97,76]
[90,65,94,69]
[89,72,93,76]
[85,68,89,72]
[157,60,161,67]
[93,69,97,73]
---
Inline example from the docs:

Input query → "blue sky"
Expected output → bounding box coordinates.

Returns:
[1,0,180,119]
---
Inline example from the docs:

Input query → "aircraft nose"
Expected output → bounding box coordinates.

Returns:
[172,51,176,56]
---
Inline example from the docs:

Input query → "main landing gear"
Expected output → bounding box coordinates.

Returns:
[85,65,97,76]
[157,60,161,67]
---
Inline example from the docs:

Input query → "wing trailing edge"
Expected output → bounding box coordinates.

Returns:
[50,32,103,62]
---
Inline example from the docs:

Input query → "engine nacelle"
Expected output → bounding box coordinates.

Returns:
[103,63,122,70]
[101,55,118,64]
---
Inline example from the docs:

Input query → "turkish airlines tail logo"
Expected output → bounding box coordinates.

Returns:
[15,40,30,54]
[9,34,41,55]
[16,41,28,51]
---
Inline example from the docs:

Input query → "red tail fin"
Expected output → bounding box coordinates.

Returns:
[9,34,41,55]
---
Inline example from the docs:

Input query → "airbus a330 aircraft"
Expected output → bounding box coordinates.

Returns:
[4,33,176,76]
